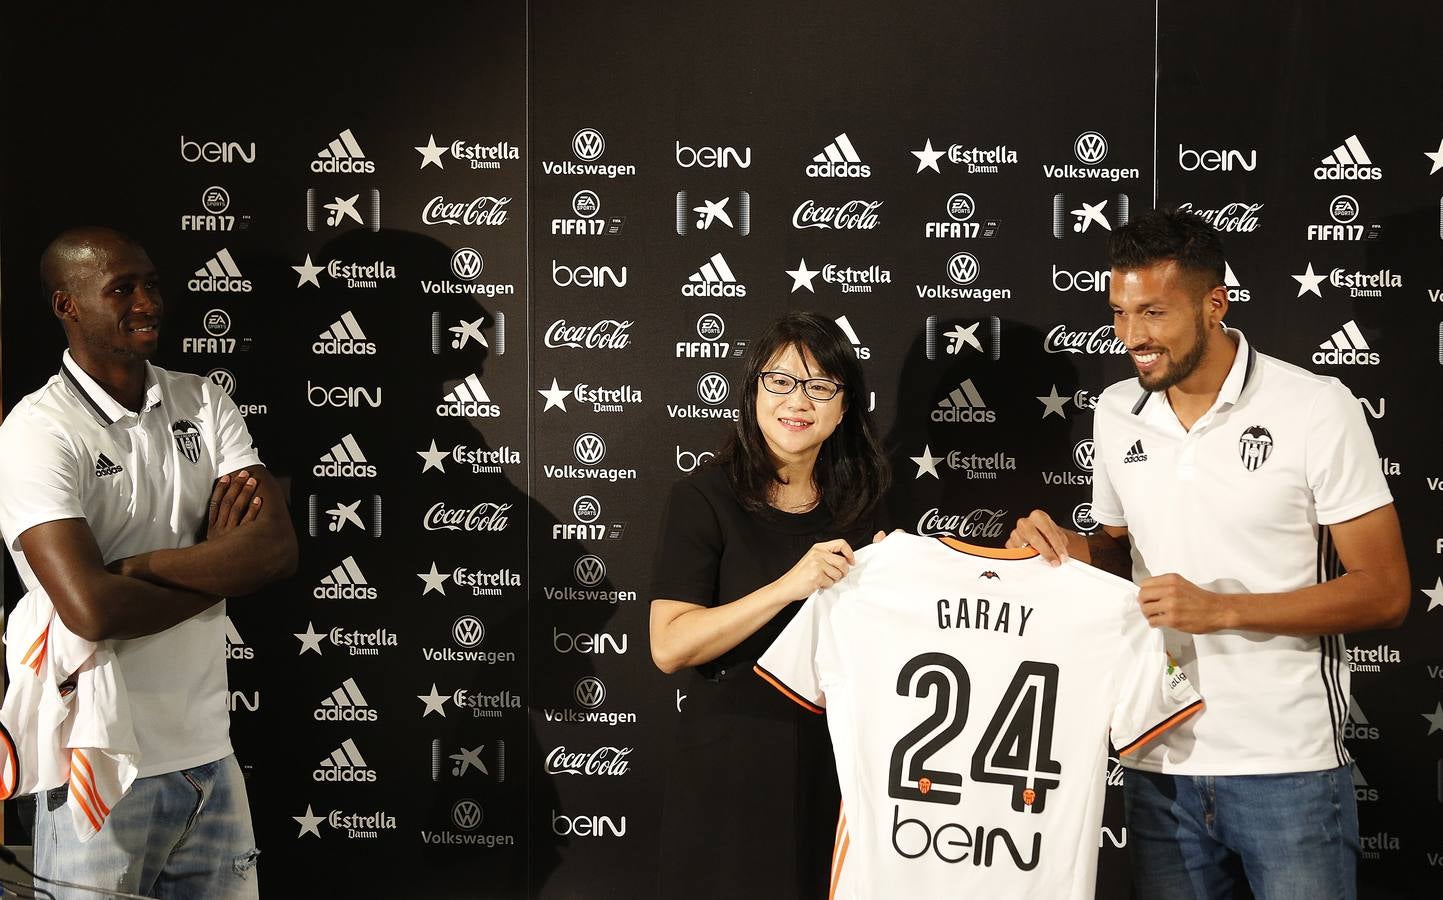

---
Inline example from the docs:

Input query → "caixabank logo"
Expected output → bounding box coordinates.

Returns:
[305,189,381,232]
[676,191,749,235]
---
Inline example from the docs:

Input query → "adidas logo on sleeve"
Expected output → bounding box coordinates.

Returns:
[1122,440,1148,464]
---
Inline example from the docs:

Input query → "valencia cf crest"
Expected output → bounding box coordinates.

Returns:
[1238,425,1273,472]
[172,419,202,464]
[979,571,1000,580]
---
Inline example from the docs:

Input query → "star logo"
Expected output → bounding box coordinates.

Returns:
[1424,702,1443,736]
[786,259,820,293]
[292,254,324,288]
[449,316,487,350]
[1037,385,1071,420]
[1425,138,1443,176]
[450,745,488,777]
[417,440,448,474]
[293,804,325,838]
[1069,199,1111,233]
[323,194,362,227]
[538,378,572,412]
[1423,577,1443,612]
[294,621,325,656]
[415,134,447,170]
[1292,262,1326,298]
[418,683,450,718]
[910,445,943,480]
[417,562,450,596]
[943,322,982,355]
[911,138,945,174]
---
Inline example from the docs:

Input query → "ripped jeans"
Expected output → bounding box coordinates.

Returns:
[36,754,259,899]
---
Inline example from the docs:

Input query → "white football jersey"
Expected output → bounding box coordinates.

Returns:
[756,534,1201,900]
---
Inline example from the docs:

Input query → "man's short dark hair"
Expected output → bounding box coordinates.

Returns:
[1107,209,1225,291]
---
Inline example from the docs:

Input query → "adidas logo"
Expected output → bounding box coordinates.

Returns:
[806,133,871,177]
[314,434,377,479]
[682,253,745,298]
[437,373,501,418]
[312,128,375,174]
[1122,440,1148,464]
[1223,261,1250,302]
[93,453,122,478]
[315,555,377,601]
[315,678,378,723]
[224,617,254,660]
[1314,134,1381,181]
[312,310,378,356]
[187,247,252,293]
[931,379,996,424]
[1313,320,1380,366]
[313,738,377,782]
[834,315,871,360]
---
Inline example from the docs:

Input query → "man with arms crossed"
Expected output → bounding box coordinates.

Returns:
[1009,210,1408,899]
[0,227,297,897]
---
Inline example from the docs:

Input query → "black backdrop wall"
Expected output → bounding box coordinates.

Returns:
[2,2,1440,897]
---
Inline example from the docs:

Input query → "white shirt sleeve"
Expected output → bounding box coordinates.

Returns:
[0,417,85,553]
[1109,595,1203,757]
[1306,379,1392,525]
[1090,408,1126,528]
[207,381,263,475]
[755,590,830,713]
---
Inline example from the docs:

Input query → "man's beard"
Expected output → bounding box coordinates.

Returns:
[1138,313,1208,392]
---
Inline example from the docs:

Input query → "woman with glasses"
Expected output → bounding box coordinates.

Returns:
[649,312,891,899]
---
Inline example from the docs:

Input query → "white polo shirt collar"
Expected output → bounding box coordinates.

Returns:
[1129,327,1258,431]
[59,350,163,425]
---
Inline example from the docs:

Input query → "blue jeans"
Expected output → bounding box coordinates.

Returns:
[35,754,259,900]
[1124,766,1359,900]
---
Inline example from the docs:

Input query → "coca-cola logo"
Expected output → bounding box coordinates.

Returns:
[1043,324,1127,355]
[544,746,633,776]
[1173,201,1262,234]
[422,196,511,226]
[543,318,634,350]
[791,199,882,231]
[915,507,1008,540]
[423,502,512,532]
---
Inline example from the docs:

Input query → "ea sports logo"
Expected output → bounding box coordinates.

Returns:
[574,676,606,709]
[697,372,729,405]
[572,190,600,218]
[203,309,232,337]
[573,433,606,466]
[947,252,980,286]
[572,128,605,161]
[573,495,601,524]
[452,615,485,648]
[452,799,483,831]
[1074,131,1108,165]
[1073,502,1097,533]
[1330,195,1359,224]
[202,186,230,214]
[946,193,975,222]
[697,313,725,341]
[1072,439,1095,472]
[451,248,484,281]
[574,555,606,587]
[207,369,237,396]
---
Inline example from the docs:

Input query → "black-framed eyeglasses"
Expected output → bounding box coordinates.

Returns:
[758,371,844,402]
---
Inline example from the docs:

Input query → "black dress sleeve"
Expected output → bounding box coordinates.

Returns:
[650,476,723,607]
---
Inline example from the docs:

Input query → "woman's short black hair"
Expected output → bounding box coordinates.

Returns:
[715,311,890,528]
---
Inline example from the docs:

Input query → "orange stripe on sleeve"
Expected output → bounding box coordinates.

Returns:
[829,831,851,900]
[67,775,104,832]
[70,751,111,816]
[753,665,824,715]
[1117,700,1205,758]
[20,627,49,666]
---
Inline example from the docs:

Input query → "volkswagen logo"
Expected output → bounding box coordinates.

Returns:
[574,555,606,587]
[573,495,601,524]
[696,312,725,341]
[206,369,237,396]
[946,192,975,222]
[574,676,606,709]
[572,190,600,218]
[451,799,483,831]
[697,372,730,405]
[450,247,484,281]
[202,186,230,214]
[572,128,605,162]
[452,615,485,649]
[1073,502,1097,533]
[1074,131,1108,165]
[1329,194,1359,224]
[1072,438,1095,472]
[203,309,231,336]
[573,433,606,466]
[947,252,980,286]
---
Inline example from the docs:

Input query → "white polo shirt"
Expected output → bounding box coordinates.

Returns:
[1091,328,1392,775]
[0,351,262,777]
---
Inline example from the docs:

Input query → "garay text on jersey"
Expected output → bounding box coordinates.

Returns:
[935,597,1034,637]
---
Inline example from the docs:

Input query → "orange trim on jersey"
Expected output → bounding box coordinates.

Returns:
[67,771,104,833]
[937,537,1038,560]
[753,665,825,715]
[70,751,111,816]
[21,625,50,675]
[829,824,851,900]
[0,722,17,799]
[1117,700,1205,757]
